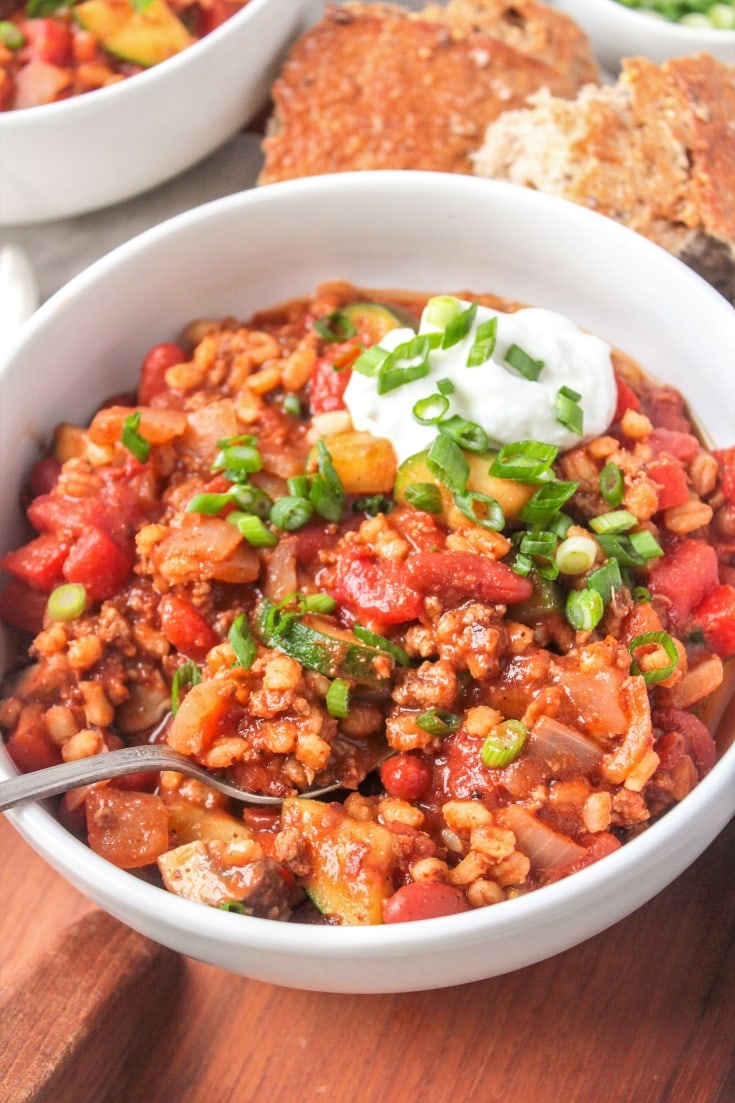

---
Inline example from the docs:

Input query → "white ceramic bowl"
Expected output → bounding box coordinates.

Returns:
[1,173,734,993]
[0,0,319,226]
[553,0,735,71]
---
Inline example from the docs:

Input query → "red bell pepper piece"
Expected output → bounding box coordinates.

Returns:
[695,584,735,659]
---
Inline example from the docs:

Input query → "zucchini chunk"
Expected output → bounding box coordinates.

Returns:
[342,302,414,345]
[281,798,397,924]
[75,0,193,67]
[394,448,535,522]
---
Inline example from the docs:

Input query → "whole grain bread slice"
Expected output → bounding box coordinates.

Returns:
[472,53,735,305]
[259,0,600,184]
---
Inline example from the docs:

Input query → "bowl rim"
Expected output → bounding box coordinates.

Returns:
[1,170,734,953]
[0,0,275,127]
[579,0,735,40]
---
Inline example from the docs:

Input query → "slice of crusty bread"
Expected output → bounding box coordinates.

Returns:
[258,0,600,184]
[472,53,735,305]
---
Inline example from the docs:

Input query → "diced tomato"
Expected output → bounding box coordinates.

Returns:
[648,460,690,511]
[648,539,719,627]
[405,551,533,606]
[695,584,735,659]
[0,578,48,634]
[194,0,241,34]
[392,509,446,553]
[138,342,188,405]
[28,492,104,539]
[167,679,234,755]
[27,457,61,499]
[5,704,62,772]
[653,707,717,777]
[613,374,640,422]
[649,429,699,462]
[714,447,735,506]
[62,527,134,603]
[21,18,72,65]
[383,881,470,923]
[329,555,424,623]
[646,386,692,433]
[542,832,621,884]
[309,352,355,415]
[159,593,219,661]
[85,789,170,869]
[380,754,432,801]
[0,533,69,592]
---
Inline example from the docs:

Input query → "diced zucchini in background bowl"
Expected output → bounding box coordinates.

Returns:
[75,0,193,66]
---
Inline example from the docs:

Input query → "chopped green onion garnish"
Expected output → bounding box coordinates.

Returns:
[326,677,350,719]
[287,475,310,498]
[437,378,455,396]
[442,302,477,349]
[218,901,249,914]
[171,660,202,714]
[270,495,314,532]
[353,624,410,666]
[353,494,394,516]
[303,593,336,614]
[586,558,622,605]
[453,490,505,532]
[216,433,257,448]
[628,529,664,560]
[46,583,86,623]
[633,586,651,604]
[466,316,498,367]
[505,344,544,382]
[309,440,345,523]
[212,443,262,478]
[0,21,25,48]
[404,482,444,514]
[313,311,357,342]
[547,512,573,539]
[519,481,578,526]
[227,511,278,547]
[229,614,257,670]
[352,344,391,378]
[490,440,558,484]
[186,491,236,515]
[590,510,638,535]
[416,708,462,736]
[424,295,462,330]
[566,587,604,631]
[412,393,450,425]
[512,553,534,578]
[438,415,489,454]
[628,630,678,686]
[376,336,432,395]
[121,411,150,463]
[481,720,527,768]
[554,386,584,435]
[599,462,624,507]
[426,434,469,494]
[283,394,302,417]
[555,535,597,575]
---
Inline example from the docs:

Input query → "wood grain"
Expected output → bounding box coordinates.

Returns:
[0,813,733,1103]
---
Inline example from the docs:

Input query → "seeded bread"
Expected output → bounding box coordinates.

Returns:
[472,53,735,305]
[258,0,600,184]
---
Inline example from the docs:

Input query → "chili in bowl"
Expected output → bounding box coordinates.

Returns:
[0,174,733,991]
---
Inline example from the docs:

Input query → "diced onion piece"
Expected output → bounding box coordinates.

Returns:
[528,715,603,768]
[500,805,585,874]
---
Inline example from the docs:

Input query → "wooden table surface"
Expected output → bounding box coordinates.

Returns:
[0,811,733,1103]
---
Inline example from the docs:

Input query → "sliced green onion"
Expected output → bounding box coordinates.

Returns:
[466,316,498,367]
[326,677,350,719]
[628,529,664,560]
[270,495,314,532]
[352,344,390,378]
[47,583,86,623]
[490,440,558,484]
[437,377,455,396]
[453,490,505,532]
[628,630,678,686]
[313,310,357,342]
[519,481,578,526]
[353,624,410,666]
[438,415,489,453]
[218,901,249,914]
[213,443,262,477]
[412,393,450,425]
[216,433,257,449]
[303,593,336,615]
[547,512,573,539]
[171,660,202,714]
[353,494,394,516]
[512,552,534,578]
[555,535,597,575]
[376,336,432,395]
[227,511,278,547]
[566,587,604,631]
[283,394,302,418]
[0,21,25,48]
[121,411,150,463]
[186,491,235,515]
[416,708,462,736]
[481,720,527,768]
[505,344,544,382]
[404,482,444,514]
[599,462,624,507]
[633,586,651,604]
[590,510,638,535]
[520,530,557,561]
[309,440,345,523]
[586,558,622,605]
[554,386,584,435]
[286,476,309,499]
[229,614,257,670]
[424,295,462,330]
[426,434,469,494]
[442,302,477,349]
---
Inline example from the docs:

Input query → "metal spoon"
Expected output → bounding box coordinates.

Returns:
[0,743,352,813]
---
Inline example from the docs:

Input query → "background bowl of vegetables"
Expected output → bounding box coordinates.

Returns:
[551,0,735,70]
[1,171,734,993]
[0,0,319,225]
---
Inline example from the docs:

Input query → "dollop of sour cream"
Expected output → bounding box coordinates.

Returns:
[343,298,617,464]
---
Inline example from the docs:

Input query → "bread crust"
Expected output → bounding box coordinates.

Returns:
[259,0,599,184]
